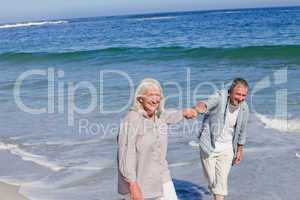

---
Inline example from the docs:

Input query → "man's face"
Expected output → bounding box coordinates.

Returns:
[229,84,248,106]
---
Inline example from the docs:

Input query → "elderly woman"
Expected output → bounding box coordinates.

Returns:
[118,78,197,200]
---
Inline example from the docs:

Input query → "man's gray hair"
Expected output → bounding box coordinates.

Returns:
[228,78,249,93]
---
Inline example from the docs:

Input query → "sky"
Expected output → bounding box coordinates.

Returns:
[1,0,300,23]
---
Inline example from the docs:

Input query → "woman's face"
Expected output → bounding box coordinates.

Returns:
[139,86,161,116]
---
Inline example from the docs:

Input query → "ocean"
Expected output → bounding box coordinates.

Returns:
[0,6,300,200]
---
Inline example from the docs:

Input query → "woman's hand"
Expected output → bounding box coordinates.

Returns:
[129,182,144,200]
[183,108,198,119]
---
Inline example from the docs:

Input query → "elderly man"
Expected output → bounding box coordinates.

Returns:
[195,78,249,200]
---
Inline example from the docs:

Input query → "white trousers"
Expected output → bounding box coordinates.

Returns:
[123,181,178,200]
[200,148,234,196]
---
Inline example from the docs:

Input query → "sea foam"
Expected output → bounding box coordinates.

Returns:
[0,142,64,171]
[256,113,300,133]
[0,20,68,29]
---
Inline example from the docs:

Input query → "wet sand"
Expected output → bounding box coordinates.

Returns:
[0,182,29,200]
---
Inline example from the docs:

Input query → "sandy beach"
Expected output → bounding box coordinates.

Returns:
[0,182,29,200]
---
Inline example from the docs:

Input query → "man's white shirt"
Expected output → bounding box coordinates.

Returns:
[214,103,240,152]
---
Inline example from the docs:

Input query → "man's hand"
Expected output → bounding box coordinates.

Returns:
[183,108,198,119]
[233,145,243,165]
[195,102,207,114]
[129,182,144,200]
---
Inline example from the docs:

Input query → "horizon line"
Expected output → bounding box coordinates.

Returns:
[1,4,300,24]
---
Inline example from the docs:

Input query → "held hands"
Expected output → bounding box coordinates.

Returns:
[182,101,208,119]
[195,102,207,114]
[183,108,198,119]
[129,182,144,200]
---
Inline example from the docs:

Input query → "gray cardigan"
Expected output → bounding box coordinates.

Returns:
[198,90,249,158]
[117,109,183,199]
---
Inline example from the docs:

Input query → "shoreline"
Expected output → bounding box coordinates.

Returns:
[0,182,29,200]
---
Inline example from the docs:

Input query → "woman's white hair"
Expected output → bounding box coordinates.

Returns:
[130,78,165,116]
